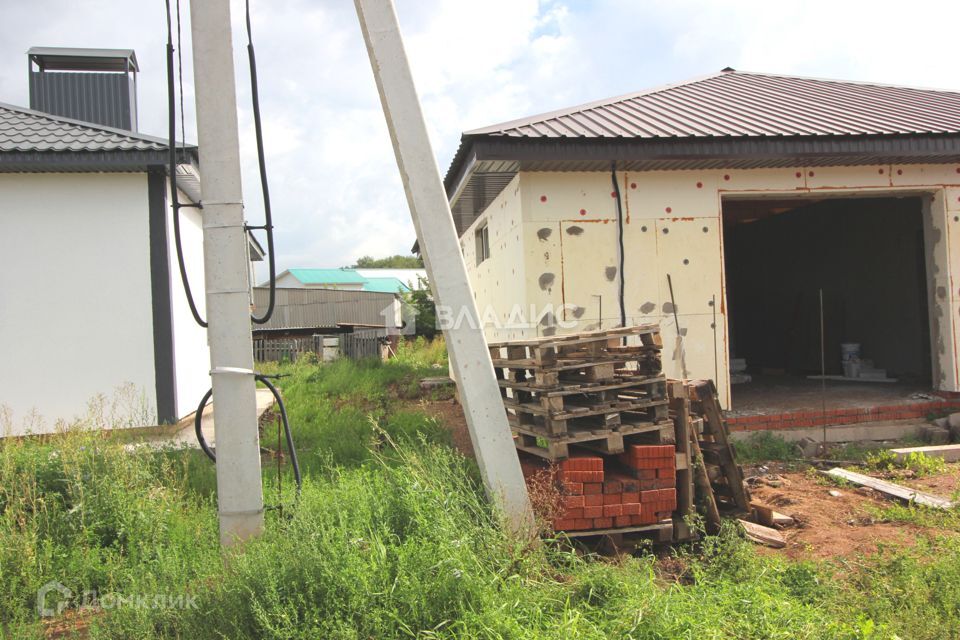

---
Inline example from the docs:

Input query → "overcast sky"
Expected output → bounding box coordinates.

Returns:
[2,0,958,276]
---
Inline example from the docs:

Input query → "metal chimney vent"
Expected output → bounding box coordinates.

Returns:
[28,47,139,131]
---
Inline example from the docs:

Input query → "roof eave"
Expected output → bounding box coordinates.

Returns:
[0,148,196,172]
[447,132,960,235]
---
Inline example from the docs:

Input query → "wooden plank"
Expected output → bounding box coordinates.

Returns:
[497,375,667,397]
[750,501,794,528]
[822,468,956,509]
[505,397,669,420]
[670,381,694,541]
[890,444,960,463]
[560,521,672,538]
[738,519,786,548]
[690,430,721,534]
[487,323,661,349]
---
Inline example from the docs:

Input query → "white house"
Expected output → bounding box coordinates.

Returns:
[0,47,259,435]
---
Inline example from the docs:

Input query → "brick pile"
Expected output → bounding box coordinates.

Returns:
[521,447,677,532]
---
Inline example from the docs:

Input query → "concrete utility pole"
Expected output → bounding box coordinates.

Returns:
[190,0,265,546]
[355,0,533,533]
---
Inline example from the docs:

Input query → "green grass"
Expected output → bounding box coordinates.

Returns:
[4,338,960,639]
[733,431,797,463]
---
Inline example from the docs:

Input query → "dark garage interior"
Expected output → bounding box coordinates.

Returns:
[722,196,932,411]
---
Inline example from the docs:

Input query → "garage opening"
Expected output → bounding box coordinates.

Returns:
[722,195,934,415]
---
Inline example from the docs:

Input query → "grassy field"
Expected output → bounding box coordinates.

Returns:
[3,338,960,639]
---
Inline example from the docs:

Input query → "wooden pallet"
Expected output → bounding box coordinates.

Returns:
[512,419,671,460]
[487,323,662,350]
[489,326,664,385]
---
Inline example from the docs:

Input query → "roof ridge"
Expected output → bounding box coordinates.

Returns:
[464,71,727,136]
[463,69,960,138]
[0,100,194,148]
[730,69,960,95]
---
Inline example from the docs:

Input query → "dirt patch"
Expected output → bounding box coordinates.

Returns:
[416,398,474,459]
[747,468,956,560]
[897,466,960,498]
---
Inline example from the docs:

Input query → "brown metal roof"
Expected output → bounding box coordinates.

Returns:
[466,69,960,139]
[443,70,960,236]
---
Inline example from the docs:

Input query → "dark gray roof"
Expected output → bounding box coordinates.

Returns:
[0,101,167,152]
[0,101,194,171]
[445,69,960,235]
[466,69,960,139]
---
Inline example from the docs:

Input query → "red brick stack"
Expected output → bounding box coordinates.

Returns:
[618,445,677,490]
[521,448,677,532]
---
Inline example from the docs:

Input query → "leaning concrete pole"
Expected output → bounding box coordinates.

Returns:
[190,0,265,546]
[355,0,533,533]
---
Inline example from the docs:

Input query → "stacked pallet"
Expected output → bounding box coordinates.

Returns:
[489,324,672,460]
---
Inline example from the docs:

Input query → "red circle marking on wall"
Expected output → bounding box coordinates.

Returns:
[878,168,884,174]
[666,207,672,213]
[540,195,547,203]
[723,174,730,181]
[579,208,587,216]
[795,171,802,178]
[897,169,903,175]
[611,191,617,198]
[696,182,703,188]
[808,171,815,177]
[630,182,637,189]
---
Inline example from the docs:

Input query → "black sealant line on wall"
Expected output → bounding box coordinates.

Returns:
[148,169,178,424]
[611,162,627,329]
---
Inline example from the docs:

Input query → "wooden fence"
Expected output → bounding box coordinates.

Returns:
[253,336,321,363]
[253,330,389,362]
[341,329,388,360]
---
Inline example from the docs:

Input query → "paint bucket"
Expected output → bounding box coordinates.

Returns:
[840,343,861,363]
[841,343,861,378]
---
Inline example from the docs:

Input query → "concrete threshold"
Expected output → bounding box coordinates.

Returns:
[125,388,276,452]
[729,419,925,443]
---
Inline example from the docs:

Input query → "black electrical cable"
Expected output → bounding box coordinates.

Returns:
[245,0,277,325]
[194,374,302,496]
[611,162,627,329]
[165,0,208,328]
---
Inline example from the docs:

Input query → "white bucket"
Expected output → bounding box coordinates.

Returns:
[840,343,861,363]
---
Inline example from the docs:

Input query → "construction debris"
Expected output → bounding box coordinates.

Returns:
[919,424,951,445]
[738,519,787,548]
[890,444,960,463]
[823,468,956,509]
[750,500,795,528]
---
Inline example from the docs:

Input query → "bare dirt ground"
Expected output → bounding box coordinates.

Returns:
[419,397,960,562]
[746,465,957,560]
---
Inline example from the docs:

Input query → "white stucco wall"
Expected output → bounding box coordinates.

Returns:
[460,163,960,408]
[0,173,157,434]
[168,183,210,419]
[461,175,530,342]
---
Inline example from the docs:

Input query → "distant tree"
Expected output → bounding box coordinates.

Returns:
[403,277,437,338]
[353,254,424,269]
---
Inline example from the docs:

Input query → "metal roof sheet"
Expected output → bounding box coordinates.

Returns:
[466,70,960,139]
[0,101,175,153]
[362,277,410,294]
[287,268,369,285]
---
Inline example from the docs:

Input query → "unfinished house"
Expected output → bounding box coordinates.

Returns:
[445,69,960,426]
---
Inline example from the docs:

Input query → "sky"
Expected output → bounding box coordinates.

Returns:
[2,0,959,278]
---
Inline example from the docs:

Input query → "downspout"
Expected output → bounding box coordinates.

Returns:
[611,162,627,329]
